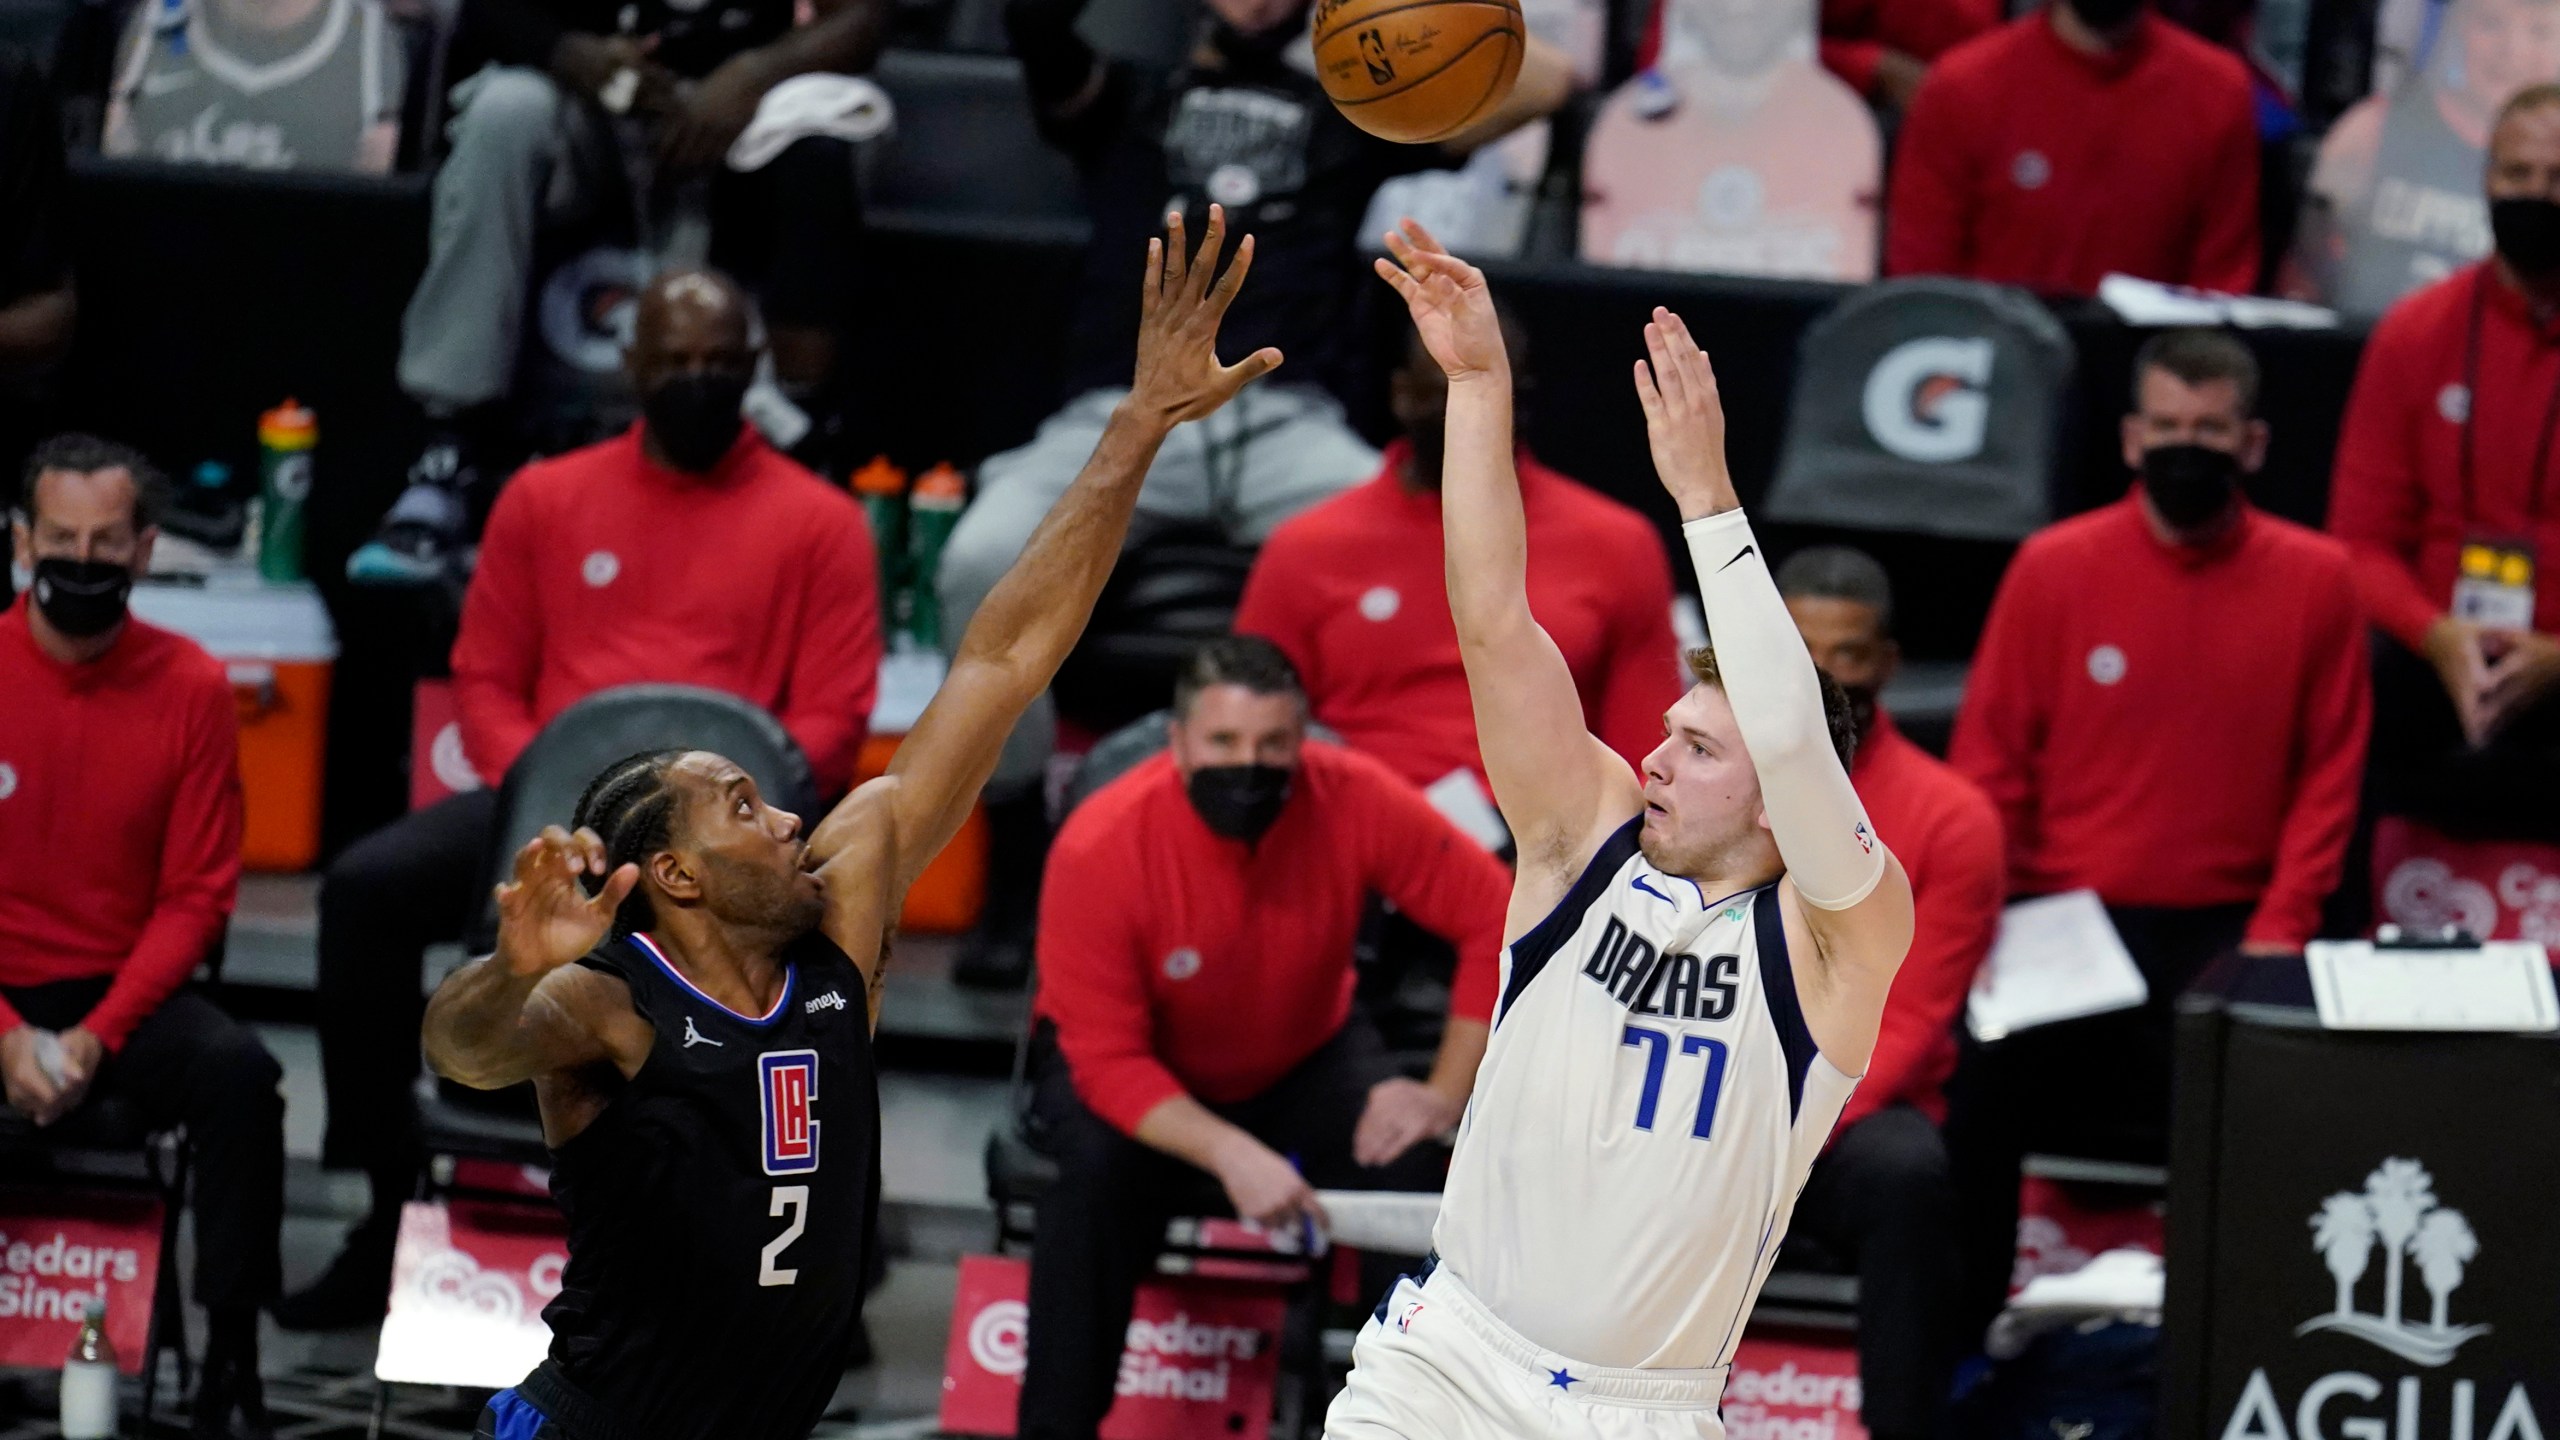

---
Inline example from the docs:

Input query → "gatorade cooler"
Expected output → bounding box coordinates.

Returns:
[129,579,337,871]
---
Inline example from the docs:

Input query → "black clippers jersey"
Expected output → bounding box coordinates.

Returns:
[540,929,880,1440]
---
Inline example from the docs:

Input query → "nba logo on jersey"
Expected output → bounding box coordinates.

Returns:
[760,1050,821,1176]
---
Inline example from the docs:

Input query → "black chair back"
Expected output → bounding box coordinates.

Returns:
[463,683,820,953]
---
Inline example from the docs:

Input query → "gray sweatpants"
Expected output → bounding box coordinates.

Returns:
[397,67,616,413]
[936,383,1379,793]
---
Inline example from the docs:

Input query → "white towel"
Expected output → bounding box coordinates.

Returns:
[726,73,895,172]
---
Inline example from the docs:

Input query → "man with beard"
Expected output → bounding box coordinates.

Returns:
[935,0,1573,989]
[1884,0,2260,294]
[1778,546,2002,1440]
[282,267,883,1327]
[420,209,1282,1440]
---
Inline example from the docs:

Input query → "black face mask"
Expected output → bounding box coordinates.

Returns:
[1187,764,1294,842]
[2491,196,2560,278]
[642,369,751,473]
[2064,0,2144,30]
[30,557,135,638]
[2140,443,2243,532]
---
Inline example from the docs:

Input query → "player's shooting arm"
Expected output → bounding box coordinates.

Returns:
[805,209,1281,961]
[424,828,648,1090]
[1633,309,1914,1010]
[1373,222,1638,893]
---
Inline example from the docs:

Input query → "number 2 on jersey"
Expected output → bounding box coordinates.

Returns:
[1621,1024,1730,1139]
[761,1185,809,1286]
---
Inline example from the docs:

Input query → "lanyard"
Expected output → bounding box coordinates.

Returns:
[2456,268,2560,533]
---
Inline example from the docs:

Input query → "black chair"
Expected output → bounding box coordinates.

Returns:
[864,49,1088,243]
[0,941,232,1430]
[1051,527,1258,743]
[414,684,821,1175]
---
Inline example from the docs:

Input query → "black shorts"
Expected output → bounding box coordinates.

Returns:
[475,1363,632,1440]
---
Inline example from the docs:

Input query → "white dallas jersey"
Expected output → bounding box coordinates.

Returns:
[1433,816,1858,1370]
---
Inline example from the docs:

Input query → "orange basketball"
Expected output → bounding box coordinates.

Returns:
[1312,0,1525,145]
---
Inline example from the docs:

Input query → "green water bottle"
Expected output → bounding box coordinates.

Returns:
[904,463,965,650]
[851,455,909,632]
[257,398,317,583]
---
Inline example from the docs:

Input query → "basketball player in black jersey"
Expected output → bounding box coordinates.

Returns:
[418,206,1283,1440]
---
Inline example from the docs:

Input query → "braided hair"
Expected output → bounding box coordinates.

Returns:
[570,749,689,937]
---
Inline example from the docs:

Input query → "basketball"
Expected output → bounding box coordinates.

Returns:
[1312,0,1526,145]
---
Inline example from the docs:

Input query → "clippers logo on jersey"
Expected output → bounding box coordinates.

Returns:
[759,1050,821,1175]
[1578,915,1740,1022]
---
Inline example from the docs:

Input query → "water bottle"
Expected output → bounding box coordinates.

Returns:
[256,398,317,583]
[903,464,966,650]
[61,1295,118,1439]
[850,456,909,635]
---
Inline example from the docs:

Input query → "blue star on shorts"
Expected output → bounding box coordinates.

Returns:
[1547,1367,1579,1392]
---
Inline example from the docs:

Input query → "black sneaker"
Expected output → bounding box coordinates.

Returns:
[347,436,477,587]
[270,1222,396,1332]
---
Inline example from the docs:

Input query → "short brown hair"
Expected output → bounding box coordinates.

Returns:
[1684,646,1859,769]
[2495,82,2560,153]
[18,432,170,531]
[2131,328,2260,418]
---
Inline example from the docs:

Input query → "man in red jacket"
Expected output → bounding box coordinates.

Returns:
[1948,329,2367,1313]
[1776,547,2003,1440]
[3,434,282,1436]
[284,267,882,1325]
[1236,315,1680,828]
[1021,636,1508,1440]
[1884,0,2260,295]
[2329,83,2560,840]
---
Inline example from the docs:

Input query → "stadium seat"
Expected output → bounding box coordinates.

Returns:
[1761,278,2078,542]
[864,49,1088,242]
[1050,525,1258,743]
[414,685,821,1165]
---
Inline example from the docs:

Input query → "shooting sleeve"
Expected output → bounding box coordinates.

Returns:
[1683,508,1886,910]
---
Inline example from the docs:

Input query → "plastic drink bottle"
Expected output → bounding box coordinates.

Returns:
[257,398,318,583]
[61,1295,118,1439]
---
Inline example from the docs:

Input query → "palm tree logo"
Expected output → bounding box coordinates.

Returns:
[2296,1157,2492,1366]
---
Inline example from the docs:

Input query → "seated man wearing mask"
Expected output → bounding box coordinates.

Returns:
[4,434,284,1436]
[283,267,881,1326]
[1949,327,2368,1314]
[1021,635,1509,1440]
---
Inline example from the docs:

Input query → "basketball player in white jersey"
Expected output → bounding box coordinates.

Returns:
[1325,223,1918,1439]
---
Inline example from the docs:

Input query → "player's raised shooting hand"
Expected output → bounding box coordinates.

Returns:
[1632,306,1737,520]
[495,826,638,978]
[1127,205,1283,427]
[1373,219,1507,384]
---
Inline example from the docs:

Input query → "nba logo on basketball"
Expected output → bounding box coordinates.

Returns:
[1358,29,1394,84]
[760,1050,821,1176]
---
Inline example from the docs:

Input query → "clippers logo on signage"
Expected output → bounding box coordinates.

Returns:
[759,1050,821,1176]
[2215,1156,2548,1440]
[1860,336,1993,463]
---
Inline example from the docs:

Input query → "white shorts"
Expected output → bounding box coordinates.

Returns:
[1323,1263,1731,1440]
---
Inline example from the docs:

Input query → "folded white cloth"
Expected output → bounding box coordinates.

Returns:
[727,73,895,172]
[1986,1247,2164,1359]
[1314,1191,1442,1257]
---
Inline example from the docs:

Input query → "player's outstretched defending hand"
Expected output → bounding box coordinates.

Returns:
[1126,204,1284,426]
[1631,306,1736,517]
[1373,219,1508,382]
[494,826,639,978]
